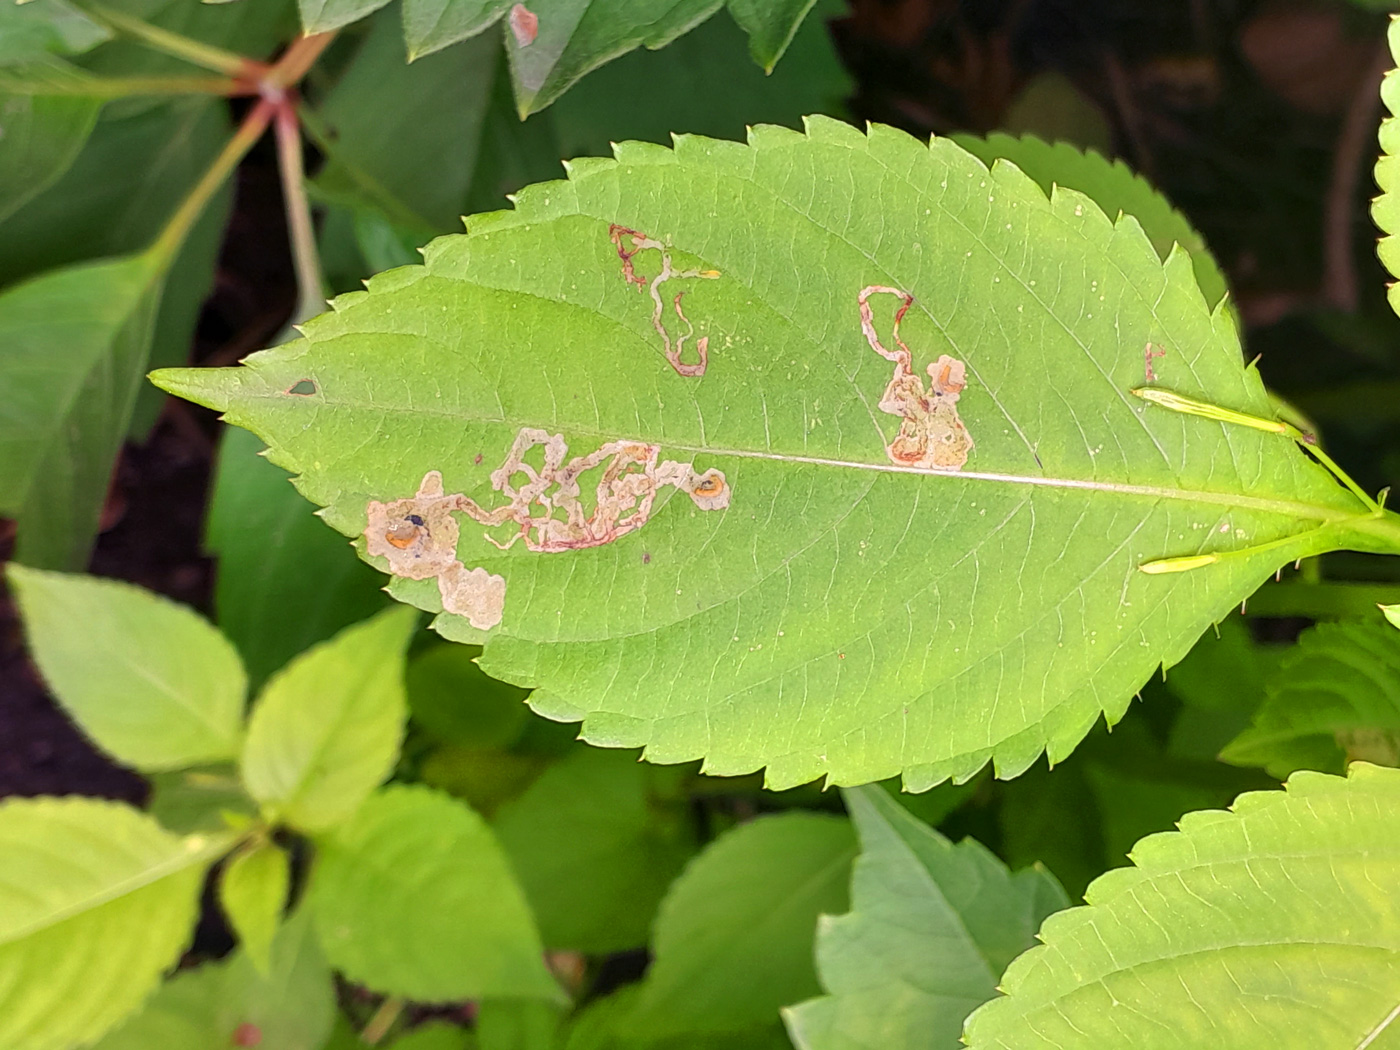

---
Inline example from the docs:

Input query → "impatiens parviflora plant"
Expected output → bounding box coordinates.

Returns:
[2,566,559,1050]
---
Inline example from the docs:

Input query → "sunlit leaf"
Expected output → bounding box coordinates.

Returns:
[153,120,1396,789]
[784,786,1066,1050]
[1374,15,1400,317]
[220,839,291,975]
[964,763,1400,1050]
[240,606,417,832]
[309,783,559,1001]
[8,565,246,769]
[0,797,219,1050]
[1221,621,1400,777]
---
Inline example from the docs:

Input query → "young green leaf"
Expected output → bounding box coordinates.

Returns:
[92,907,335,1050]
[208,425,389,687]
[1381,601,1400,629]
[1221,621,1400,777]
[492,746,695,952]
[1374,15,1400,317]
[621,812,855,1039]
[240,605,418,832]
[153,120,1399,791]
[0,797,223,1050]
[220,839,292,976]
[309,783,560,1001]
[964,763,1400,1050]
[784,786,1067,1050]
[725,0,817,71]
[8,565,246,770]
[954,132,1229,309]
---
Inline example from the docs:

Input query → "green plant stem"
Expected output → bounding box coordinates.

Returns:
[266,33,336,89]
[275,101,327,323]
[0,75,251,97]
[361,997,405,1046]
[75,1,267,78]
[149,98,275,265]
[1340,506,1400,556]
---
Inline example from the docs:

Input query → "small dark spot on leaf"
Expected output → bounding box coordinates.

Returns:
[474,453,484,465]
[407,514,425,526]
[642,551,651,564]
[285,379,317,396]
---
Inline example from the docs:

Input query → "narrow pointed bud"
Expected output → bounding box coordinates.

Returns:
[1130,387,1288,434]
[1138,553,1220,575]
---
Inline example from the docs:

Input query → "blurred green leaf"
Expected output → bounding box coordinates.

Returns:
[0,0,110,65]
[313,9,497,231]
[300,0,393,32]
[1383,602,1400,629]
[785,786,1067,1050]
[477,999,563,1050]
[92,907,335,1050]
[0,251,164,568]
[0,796,216,1050]
[147,763,257,833]
[725,0,816,70]
[220,839,291,975]
[879,771,983,828]
[8,565,246,769]
[621,813,855,1040]
[492,747,695,952]
[1162,614,1272,761]
[0,94,101,224]
[76,0,295,78]
[387,1023,477,1050]
[406,641,530,747]
[1222,621,1400,777]
[310,783,560,1001]
[565,987,793,1050]
[419,744,551,817]
[208,425,390,687]
[241,606,417,832]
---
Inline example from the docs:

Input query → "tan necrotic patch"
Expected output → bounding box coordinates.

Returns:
[610,224,719,377]
[364,430,730,626]
[859,285,973,470]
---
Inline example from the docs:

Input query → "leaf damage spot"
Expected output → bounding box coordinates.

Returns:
[858,285,974,470]
[458,427,728,551]
[509,3,538,46]
[285,379,317,396]
[365,472,506,630]
[1144,342,1165,383]
[610,224,720,377]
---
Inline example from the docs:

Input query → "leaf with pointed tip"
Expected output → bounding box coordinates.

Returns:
[784,786,1066,1050]
[151,119,1398,792]
[964,763,1400,1050]
[0,797,222,1050]
[240,606,418,832]
[220,839,291,975]
[299,0,393,32]
[8,565,246,770]
[725,0,816,71]
[309,783,560,1001]
[1221,621,1400,777]
[954,132,1228,309]
[0,0,109,66]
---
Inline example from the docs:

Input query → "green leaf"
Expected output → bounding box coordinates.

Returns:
[1160,613,1269,761]
[0,796,219,1050]
[402,0,510,60]
[477,998,563,1050]
[208,424,390,687]
[300,0,393,32]
[954,132,1229,309]
[1384,601,1400,629]
[152,120,1397,790]
[622,812,855,1039]
[0,251,165,568]
[1221,621,1400,776]
[0,1,110,65]
[0,94,101,225]
[92,907,335,1050]
[492,747,695,952]
[725,0,816,71]
[147,763,258,834]
[1374,15,1400,317]
[240,606,418,832]
[566,987,792,1050]
[964,763,1400,1050]
[8,565,246,770]
[386,1023,477,1050]
[220,839,291,975]
[309,783,559,1001]
[313,9,498,231]
[784,786,1066,1050]
[549,2,850,160]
